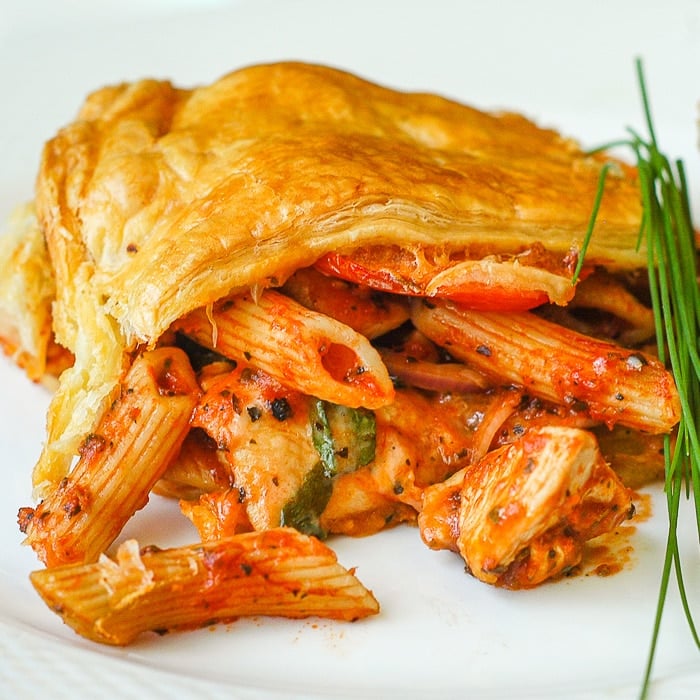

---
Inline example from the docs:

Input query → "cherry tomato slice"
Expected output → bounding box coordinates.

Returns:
[315,252,551,311]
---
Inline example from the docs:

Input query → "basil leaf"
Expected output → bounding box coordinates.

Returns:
[280,462,333,539]
[310,399,336,477]
[325,404,376,473]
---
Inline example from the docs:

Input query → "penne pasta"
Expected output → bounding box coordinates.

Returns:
[18,348,199,567]
[410,298,680,433]
[538,270,658,348]
[174,289,395,410]
[282,266,410,339]
[566,271,657,346]
[29,528,380,646]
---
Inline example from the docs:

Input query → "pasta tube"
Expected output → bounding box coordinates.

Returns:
[19,348,199,567]
[411,299,680,433]
[282,266,410,339]
[175,289,395,409]
[29,528,379,646]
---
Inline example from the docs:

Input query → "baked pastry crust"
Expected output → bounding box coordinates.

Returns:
[29,61,643,488]
[37,61,642,349]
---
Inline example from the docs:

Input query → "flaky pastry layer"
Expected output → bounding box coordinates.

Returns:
[29,61,643,488]
[37,61,642,349]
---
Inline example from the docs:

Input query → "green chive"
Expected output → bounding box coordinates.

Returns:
[583,58,699,698]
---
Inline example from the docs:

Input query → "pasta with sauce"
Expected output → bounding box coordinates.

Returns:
[0,62,680,644]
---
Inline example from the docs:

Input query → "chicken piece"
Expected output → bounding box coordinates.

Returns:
[191,361,321,532]
[419,426,635,589]
[153,427,233,500]
[180,488,253,542]
[319,386,525,536]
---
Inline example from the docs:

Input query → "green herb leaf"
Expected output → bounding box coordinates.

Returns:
[310,399,336,477]
[281,400,378,538]
[325,403,376,472]
[586,58,700,698]
[629,60,700,700]
[279,461,334,539]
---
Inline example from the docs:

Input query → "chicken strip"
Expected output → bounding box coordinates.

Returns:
[419,425,635,589]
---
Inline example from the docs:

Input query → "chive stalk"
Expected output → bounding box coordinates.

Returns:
[586,59,700,698]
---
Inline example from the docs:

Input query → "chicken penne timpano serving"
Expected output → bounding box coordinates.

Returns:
[0,61,685,644]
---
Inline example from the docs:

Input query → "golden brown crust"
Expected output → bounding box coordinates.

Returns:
[36,62,642,349]
[29,61,645,486]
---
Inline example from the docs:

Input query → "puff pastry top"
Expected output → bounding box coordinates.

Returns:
[36,61,642,350]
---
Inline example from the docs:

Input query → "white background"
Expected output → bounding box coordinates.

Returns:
[0,2,699,698]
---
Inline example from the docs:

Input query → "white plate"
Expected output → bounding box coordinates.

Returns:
[1,1,699,698]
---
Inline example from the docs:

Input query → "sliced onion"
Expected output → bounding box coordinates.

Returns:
[380,349,490,394]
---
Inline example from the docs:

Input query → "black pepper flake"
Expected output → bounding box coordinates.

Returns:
[247,405,262,422]
[63,498,82,518]
[78,433,108,460]
[17,507,35,534]
[476,344,492,357]
[126,243,138,253]
[271,397,292,421]
[369,291,386,307]
[615,392,624,401]
[568,398,589,412]
[240,563,253,576]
